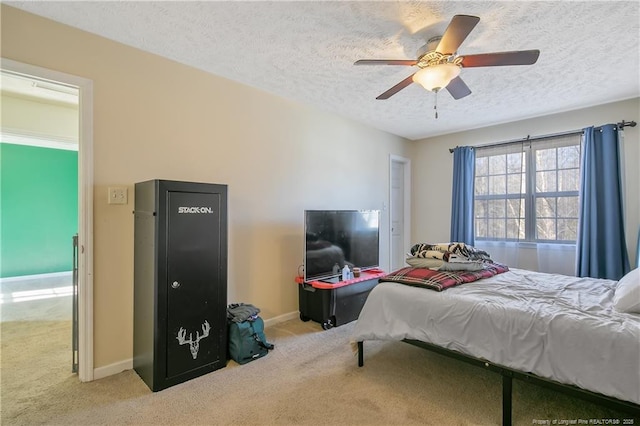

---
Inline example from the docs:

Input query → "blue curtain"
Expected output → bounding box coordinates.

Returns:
[576,125,630,280]
[636,229,640,268]
[450,146,475,245]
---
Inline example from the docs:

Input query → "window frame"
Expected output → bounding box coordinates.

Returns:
[473,134,581,244]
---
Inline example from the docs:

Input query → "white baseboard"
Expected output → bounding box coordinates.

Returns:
[91,311,298,381]
[93,358,133,380]
[0,271,72,284]
[263,311,299,328]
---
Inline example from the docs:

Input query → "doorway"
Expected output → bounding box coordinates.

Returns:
[389,155,411,271]
[1,59,94,381]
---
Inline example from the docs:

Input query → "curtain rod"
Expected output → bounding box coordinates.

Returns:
[448,119,637,153]
[618,120,637,129]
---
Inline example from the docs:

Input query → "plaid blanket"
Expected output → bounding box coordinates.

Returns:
[379,262,509,291]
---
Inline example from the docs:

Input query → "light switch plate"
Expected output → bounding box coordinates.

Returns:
[108,186,128,205]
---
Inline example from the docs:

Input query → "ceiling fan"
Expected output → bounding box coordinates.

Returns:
[355,15,540,101]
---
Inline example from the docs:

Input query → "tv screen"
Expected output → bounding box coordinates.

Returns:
[304,210,380,282]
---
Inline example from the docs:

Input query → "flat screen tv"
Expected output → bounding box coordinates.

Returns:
[304,209,380,282]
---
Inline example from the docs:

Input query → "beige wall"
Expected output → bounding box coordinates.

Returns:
[410,97,640,268]
[1,6,410,369]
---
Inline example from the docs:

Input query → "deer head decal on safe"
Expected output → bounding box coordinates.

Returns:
[176,320,210,359]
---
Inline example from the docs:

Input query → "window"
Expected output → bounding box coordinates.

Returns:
[474,134,581,243]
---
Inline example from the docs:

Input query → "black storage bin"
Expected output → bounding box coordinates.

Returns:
[297,270,383,330]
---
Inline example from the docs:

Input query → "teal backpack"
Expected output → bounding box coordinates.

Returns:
[227,304,274,364]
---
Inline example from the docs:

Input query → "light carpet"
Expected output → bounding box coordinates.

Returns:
[0,318,635,425]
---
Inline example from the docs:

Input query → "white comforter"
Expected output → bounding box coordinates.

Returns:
[352,268,640,404]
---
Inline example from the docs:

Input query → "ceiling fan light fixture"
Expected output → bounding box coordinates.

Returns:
[412,63,461,92]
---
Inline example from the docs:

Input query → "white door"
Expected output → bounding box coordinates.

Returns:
[390,156,410,271]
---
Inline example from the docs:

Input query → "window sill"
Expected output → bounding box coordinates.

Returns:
[475,240,576,251]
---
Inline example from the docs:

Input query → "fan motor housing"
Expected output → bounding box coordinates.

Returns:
[416,36,443,57]
[416,36,461,69]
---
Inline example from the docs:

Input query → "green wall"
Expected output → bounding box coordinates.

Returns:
[1,142,78,278]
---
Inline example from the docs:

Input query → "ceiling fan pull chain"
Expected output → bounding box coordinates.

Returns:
[434,91,439,119]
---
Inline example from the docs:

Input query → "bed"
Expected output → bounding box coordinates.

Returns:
[352,264,640,424]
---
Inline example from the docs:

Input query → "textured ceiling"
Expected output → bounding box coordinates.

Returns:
[7,1,640,140]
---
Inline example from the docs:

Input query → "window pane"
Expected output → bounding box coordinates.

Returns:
[489,175,506,195]
[537,218,556,240]
[475,200,487,218]
[488,155,506,174]
[558,169,579,192]
[475,176,488,195]
[506,152,524,173]
[507,173,525,194]
[488,200,505,218]
[558,146,580,169]
[488,219,506,239]
[475,219,487,238]
[536,148,557,171]
[557,219,578,241]
[506,218,525,239]
[476,157,488,175]
[536,197,556,218]
[506,198,524,218]
[536,171,557,192]
[557,196,579,218]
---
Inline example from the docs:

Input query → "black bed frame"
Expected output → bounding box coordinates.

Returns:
[357,340,640,425]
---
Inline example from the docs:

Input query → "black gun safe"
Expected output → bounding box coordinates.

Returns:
[133,180,228,391]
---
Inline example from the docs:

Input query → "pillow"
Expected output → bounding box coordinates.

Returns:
[405,256,484,271]
[406,257,444,269]
[613,268,640,313]
[438,261,484,272]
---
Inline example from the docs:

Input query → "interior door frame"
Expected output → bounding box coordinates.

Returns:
[389,155,411,271]
[2,58,94,382]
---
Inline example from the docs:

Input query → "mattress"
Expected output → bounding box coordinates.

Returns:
[352,268,640,404]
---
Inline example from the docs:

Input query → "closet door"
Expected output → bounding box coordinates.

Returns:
[165,190,223,378]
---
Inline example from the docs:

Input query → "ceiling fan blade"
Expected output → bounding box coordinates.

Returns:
[436,15,480,54]
[445,76,472,100]
[376,74,416,100]
[355,59,417,66]
[461,50,540,67]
